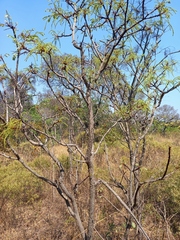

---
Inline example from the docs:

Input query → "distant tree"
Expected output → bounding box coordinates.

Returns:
[0,1,180,240]
[154,104,180,134]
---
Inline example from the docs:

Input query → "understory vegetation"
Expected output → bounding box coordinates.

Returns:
[1,131,180,240]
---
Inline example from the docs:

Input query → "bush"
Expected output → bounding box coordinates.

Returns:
[0,161,43,205]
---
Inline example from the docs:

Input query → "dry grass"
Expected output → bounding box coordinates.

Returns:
[52,145,69,157]
[1,133,180,239]
[0,189,78,240]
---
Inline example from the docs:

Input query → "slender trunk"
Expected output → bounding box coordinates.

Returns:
[13,86,23,116]
[4,90,9,123]
[57,183,86,239]
[86,160,95,240]
[125,137,146,239]
[72,198,86,240]
[86,91,95,240]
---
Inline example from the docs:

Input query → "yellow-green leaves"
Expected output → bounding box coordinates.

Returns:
[156,0,175,19]
[26,41,58,60]
[0,118,22,147]
[0,161,43,205]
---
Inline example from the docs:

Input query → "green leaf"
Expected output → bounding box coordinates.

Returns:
[132,222,136,229]
[12,54,16,61]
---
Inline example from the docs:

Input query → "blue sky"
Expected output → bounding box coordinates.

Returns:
[0,0,180,112]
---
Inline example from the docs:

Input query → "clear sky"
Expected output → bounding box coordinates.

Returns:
[0,0,180,112]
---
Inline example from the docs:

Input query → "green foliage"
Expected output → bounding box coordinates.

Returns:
[0,161,43,205]
[57,154,69,170]
[153,104,180,134]
[27,41,58,59]
[22,105,41,123]
[31,155,52,169]
[95,165,109,181]
[0,118,22,147]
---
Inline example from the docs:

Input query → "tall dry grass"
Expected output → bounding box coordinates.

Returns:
[0,133,180,239]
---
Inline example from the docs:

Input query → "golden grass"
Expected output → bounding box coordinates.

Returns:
[1,133,180,239]
[52,144,69,157]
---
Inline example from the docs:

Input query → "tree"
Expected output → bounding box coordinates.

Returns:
[154,104,180,134]
[0,1,180,239]
[0,12,36,122]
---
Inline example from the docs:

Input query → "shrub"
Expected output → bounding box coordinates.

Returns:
[0,161,43,205]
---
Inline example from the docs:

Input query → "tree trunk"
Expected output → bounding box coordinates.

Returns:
[86,90,95,240]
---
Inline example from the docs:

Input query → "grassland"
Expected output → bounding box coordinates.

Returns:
[0,132,180,239]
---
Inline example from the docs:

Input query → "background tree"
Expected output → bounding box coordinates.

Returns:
[0,1,180,240]
[154,104,180,134]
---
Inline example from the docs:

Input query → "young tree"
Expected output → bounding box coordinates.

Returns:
[0,1,180,239]
[0,12,36,122]
[97,3,180,236]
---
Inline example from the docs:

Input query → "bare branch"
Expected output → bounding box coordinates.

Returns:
[100,179,150,240]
